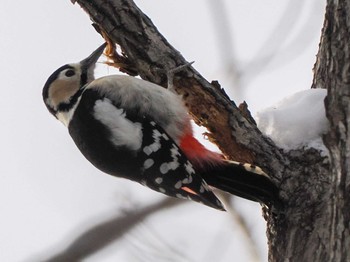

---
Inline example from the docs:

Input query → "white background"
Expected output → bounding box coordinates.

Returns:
[0,1,326,261]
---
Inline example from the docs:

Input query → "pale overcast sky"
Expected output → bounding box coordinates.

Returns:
[0,1,325,261]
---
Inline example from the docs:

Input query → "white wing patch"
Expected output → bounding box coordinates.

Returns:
[90,75,192,143]
[93,98,142,151]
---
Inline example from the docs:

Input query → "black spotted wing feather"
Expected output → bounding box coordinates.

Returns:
[137,120,225,210]
[70,89,224,210]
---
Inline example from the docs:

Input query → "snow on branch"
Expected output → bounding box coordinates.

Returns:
[256,89,328,153]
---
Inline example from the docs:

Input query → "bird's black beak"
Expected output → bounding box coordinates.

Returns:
[80,43,107,71]
[79,43,107,86]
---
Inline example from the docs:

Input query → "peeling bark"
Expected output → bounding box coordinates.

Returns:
[73,0,285,177]
[70,0,350,261]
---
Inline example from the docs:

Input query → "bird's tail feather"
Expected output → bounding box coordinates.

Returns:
[199,160,279,206]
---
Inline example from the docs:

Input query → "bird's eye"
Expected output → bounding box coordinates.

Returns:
[65,69,75,77]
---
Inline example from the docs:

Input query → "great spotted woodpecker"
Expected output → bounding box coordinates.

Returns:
[42,43,278,210]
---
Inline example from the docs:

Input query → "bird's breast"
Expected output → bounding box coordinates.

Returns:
[68,89,142,181]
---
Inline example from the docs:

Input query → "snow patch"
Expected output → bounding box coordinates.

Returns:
[256,89,329,153]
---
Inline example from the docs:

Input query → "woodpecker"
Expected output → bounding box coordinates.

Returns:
[42,43,278,210]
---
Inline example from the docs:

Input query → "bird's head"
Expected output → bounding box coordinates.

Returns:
[42,43,106,118]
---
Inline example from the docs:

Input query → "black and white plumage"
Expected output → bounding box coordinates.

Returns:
[42,43,279,210]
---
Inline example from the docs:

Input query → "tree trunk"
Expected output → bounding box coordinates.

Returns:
[312,0,350,261]
[72,0,349,261]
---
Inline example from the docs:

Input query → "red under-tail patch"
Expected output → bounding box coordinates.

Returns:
[179,134,223,169]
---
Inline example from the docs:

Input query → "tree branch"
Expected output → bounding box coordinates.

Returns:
[39,198,181,261]
[70,1,337,261]
[74,0,285,181]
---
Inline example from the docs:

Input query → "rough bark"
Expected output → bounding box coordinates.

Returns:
[73,0,285,177]
[70,0,349,261]
[313,1,350,261]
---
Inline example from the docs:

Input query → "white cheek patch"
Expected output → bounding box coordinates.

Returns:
[93,98,143,151]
